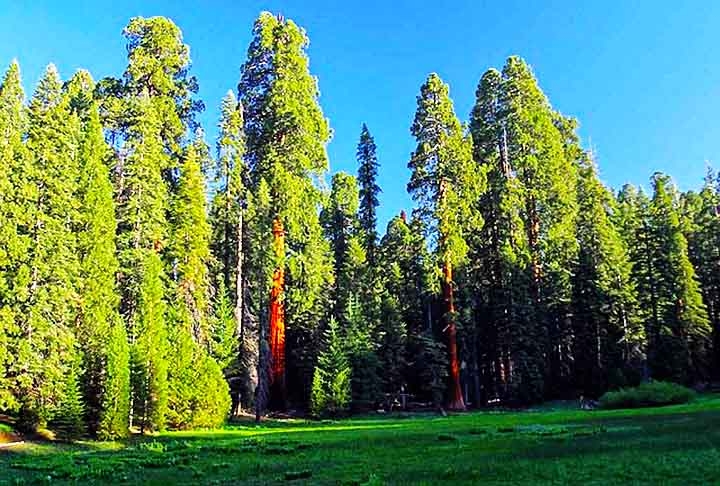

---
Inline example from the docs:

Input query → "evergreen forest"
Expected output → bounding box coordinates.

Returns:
[2,12,720,441]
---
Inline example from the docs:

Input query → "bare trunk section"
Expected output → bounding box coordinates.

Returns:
[444,259,465,410]
[268,217,286,410]
[235,205,258,411]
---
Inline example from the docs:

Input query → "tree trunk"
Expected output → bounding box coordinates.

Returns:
[268,217,286,410]
[444,259,465,410]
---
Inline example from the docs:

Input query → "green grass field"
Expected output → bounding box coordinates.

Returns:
[3,396,720,485]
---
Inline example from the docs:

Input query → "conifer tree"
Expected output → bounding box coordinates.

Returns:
[16,65,81,429]
[166,132,230,427]
[66,71,130,438]
[321,172,364,318]
[116,93,171,431]
[682,171,720,379]
[469,58,578,403]
[379,213,437,401]
[210,91,255,409]
[170,133,213,346]
[357,124,381,265]
[239,12,333,410]
[0,61,27,413]
[105,16,201,431]
[501,57,578,399]
[645,174,711,382]
[49,357,86,441]
[310,317,351,416]
[407,73,483,409]
[130,252,168,432]
[572,156,644,393]
[469,67,533,403]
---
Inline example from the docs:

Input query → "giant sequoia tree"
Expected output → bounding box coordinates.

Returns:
[239,12,333,411]
[105,17,201,431]
[469,57,578,403]
[407,73,483,410]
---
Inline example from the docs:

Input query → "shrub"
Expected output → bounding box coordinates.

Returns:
[598,381,696,409]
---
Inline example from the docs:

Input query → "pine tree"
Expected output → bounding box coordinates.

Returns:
[105,17,200,431]
[377,292,407,396]
[239,12,334,411]
[645,173,711,383]
[170,133,213,346]
[116,92,171,432]
[131,252,168,432]
[468,58,578,403]
[357,124,381,265]
[49,357,86,441]
[682,171,720,379]
[321,172,363,319]
[15,64,81,429]
[167,132,230,428]
[469,67,532,404]
[66,70,130,438]
[407,73,483,410]
[310,317,351,416]
[379,213,437,402]
[572,156,644,394]
[210,91,254,409]
[0,61,27,413]
[502,57,578,400]
[98,319,131,439]
[120,16,202,162]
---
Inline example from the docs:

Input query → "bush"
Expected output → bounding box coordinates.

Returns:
[598,381,696,409]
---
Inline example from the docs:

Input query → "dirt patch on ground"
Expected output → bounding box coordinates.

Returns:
[0,431,22,444]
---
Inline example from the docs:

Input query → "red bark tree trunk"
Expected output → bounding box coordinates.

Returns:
[444,259,465,410]
[269,217,286,409]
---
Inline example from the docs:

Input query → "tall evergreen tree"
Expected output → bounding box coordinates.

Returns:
[239,12,334,411]
[15,64,81,429]
[66,71,130,438]
[310,317,351,416]
[114,91,171,432]
[682,171,720,379]
[0,61,27,413]
[469,58,578,403]
[321,172,364,319]
[210,91,255,409]
[571,156,644,394]
[356,124,381,265]
[105,16,201,431]
[469,67,533,404]
[167,132,230,428]
[379,213,438,402]
[645,174,711,383]
[407,72,483,409]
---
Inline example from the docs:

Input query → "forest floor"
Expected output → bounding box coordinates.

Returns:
[2,396,720,485]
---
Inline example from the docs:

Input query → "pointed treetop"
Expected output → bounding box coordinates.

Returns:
[0,59,24,107]
[65,69,96,117]
[31,63,63,111]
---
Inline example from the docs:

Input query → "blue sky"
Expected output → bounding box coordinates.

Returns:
[1,0,719,229]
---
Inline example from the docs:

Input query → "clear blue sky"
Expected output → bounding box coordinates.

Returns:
[2,0,719,229]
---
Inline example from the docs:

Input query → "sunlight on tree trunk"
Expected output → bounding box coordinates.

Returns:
[269,217,286,408]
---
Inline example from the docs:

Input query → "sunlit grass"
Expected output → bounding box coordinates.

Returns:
[2,395,720,484]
